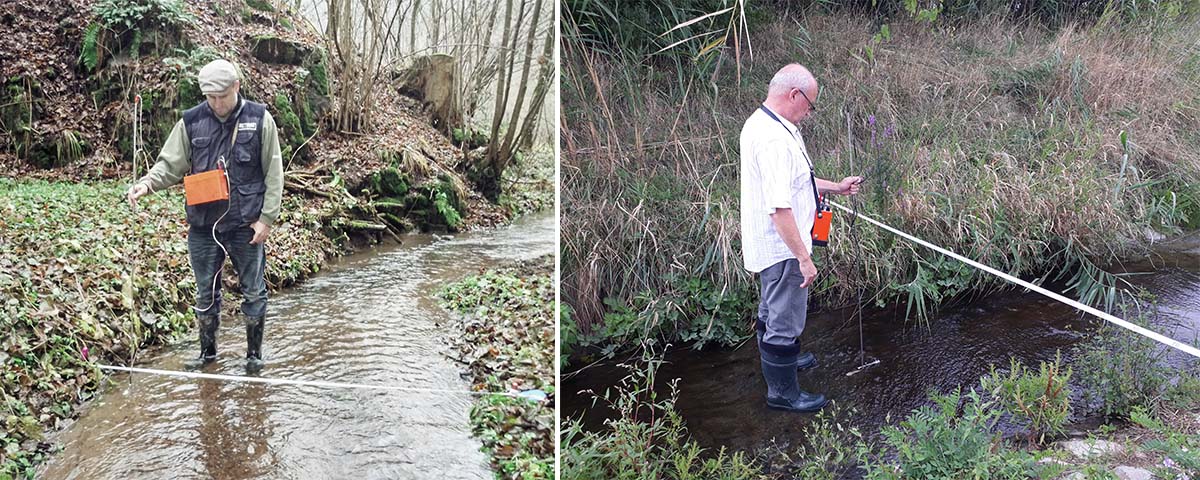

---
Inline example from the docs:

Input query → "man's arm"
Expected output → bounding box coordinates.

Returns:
[815,176,864,196]
[770,209,818,288]
[258,111,284,228]
[127,120,190,206]
[141,120,191,191]
[248,111,284,244]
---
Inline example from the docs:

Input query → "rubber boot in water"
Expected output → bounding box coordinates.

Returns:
[184,315,219,369]
[245,315,265,373]
[759,341,828,413]
[756,331,817,371]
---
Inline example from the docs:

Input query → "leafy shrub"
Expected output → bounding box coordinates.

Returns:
[858,388,1039,479]
[980,353,1072,444]
[1072,301,1173,419]
[578,275,754,362]
[92,0,193,31]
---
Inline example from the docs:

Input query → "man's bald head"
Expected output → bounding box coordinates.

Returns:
[768,64,816,97]
[764,63,819,124]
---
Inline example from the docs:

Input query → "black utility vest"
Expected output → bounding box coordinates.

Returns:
[183,98,267,231]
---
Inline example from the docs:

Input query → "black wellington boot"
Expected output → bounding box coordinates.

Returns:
[756,331,817,371]
[759,343,828,413]
[796,351,817,371]
[245,315,265,373]
[184,315,219,369]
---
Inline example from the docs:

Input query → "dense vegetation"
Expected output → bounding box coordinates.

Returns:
[562,0,1200,362]
[562,0,1200,478]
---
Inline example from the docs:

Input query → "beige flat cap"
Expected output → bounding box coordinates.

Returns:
[197,60,240,94]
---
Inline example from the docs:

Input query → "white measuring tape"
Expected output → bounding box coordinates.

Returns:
[827,199,1200,359]
[96,364,546,401]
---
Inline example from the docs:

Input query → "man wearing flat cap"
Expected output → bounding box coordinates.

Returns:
[126,59,284,372]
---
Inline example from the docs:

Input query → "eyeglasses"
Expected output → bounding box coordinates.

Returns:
[795,88,816,113]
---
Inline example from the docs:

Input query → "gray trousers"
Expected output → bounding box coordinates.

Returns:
[756,258,809,356]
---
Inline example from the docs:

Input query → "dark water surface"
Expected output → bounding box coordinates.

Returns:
[40,213,555,480]
[563,232,1200,453]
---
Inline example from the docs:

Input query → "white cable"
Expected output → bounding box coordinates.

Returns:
[96,364,538,400]
[827,199,1200,359]
[193,157,232,314]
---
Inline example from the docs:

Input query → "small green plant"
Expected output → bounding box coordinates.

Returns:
[773,406,863,479]
[54,130,85,165]
[560,303,579,369]
[858,388,1037,480]
[864,23,891,64]
[433,190,462,229]
[1130,406,1200,478]
[981,353,1072,445]
[79,23,103,71]
[245,0,275,12]
[1072,299,1173,419]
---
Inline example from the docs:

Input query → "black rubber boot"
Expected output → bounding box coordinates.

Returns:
[184,315,219,369]
[756,331,817,371]
[796,351,817,370]
[245,315,265,373]
[760,343,828,413]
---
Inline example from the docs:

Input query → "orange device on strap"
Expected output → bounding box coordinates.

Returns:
[183,167,229,206]
[812,194,832,247]
[183,128,236,206]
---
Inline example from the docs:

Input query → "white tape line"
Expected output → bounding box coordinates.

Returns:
[828,199,1200,359]
[97,364,534,400]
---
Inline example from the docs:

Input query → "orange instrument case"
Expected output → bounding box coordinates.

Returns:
[811,194,831,247]
[183,168,229,206]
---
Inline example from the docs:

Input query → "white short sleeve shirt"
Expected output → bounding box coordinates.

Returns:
[739,105,817,273]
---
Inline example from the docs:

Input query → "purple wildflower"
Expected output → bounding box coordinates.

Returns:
[884,124,896,138]
[868,114,876,126]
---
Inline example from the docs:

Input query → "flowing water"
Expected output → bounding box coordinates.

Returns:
[563,232,1200,454]
[40,213,556,480]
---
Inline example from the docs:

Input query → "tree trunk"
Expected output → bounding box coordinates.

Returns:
[494,0,544,175]
[480,0,513,200]
[516,26,554,151]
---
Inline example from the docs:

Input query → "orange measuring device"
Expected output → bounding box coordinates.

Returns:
[812,194,832,247]
[183,167,229,206]
[184,127,238,206]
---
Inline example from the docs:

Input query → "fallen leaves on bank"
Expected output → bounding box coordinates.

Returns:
[438,256,555,479]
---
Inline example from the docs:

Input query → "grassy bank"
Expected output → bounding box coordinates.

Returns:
[438,256,556,479]
[561,4,1200,361]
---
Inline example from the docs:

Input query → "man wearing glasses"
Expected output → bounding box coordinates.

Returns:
[739,63,863,412]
